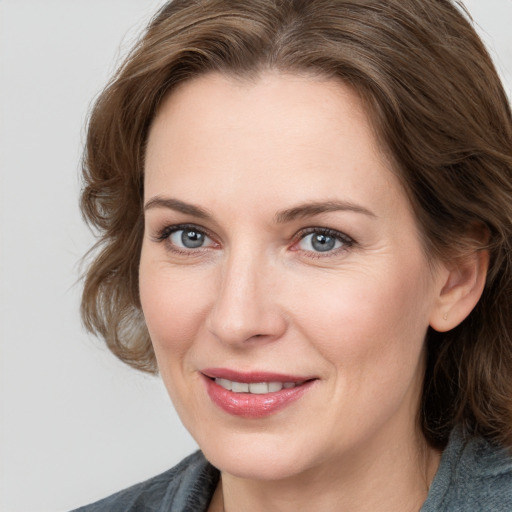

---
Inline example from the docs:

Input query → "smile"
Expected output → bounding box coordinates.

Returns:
[214,379,303,394]
[201,369,316,418]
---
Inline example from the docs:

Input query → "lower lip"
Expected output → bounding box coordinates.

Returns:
[203,376,315,418]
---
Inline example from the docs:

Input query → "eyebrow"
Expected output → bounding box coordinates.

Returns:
[274,201,376,223]
[144,197,211,218]
[144,196,376,222]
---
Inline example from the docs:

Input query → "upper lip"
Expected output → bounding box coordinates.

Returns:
[201,368,316,383]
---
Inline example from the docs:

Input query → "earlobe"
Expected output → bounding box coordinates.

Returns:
[429,248,489,332]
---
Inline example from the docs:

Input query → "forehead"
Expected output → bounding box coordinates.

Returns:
[144,71,406,218]
[148,71,374,151]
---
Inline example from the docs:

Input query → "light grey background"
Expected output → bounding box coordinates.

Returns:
[0,1,510,511]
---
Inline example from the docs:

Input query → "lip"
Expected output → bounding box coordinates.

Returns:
[201,368,317,418]
[202,368,312,383]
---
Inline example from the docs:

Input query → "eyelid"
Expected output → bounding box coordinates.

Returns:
[150,223,354,257]
[151,223,219,250]
[292,227,355,255]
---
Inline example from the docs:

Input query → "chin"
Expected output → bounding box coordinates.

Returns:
[197,429,323,481]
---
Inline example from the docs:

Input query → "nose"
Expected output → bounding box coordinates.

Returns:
[206,251,287,347]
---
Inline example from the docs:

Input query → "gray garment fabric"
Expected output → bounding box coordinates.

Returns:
[420,427,512,511]
[72,427,512,512]
[71,451,219,512]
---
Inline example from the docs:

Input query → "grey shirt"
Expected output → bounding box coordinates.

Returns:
[73,428,512,511]
[420,428,512,511]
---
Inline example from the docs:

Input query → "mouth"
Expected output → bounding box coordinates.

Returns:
[212,378,305,394]
[201,369,317,418]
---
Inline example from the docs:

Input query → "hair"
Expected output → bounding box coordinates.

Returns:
[80,0,512,450]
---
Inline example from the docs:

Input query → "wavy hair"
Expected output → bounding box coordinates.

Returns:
[80,0,512,449]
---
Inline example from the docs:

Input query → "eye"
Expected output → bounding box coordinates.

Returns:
[296,228,353,254]
[169,228,212,249]
[154,224,217,252]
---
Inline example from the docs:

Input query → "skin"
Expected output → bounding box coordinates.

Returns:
[139,71,485,511]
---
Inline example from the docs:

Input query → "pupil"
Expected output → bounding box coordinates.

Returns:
[312,233,335,252]
[181,230,204,248]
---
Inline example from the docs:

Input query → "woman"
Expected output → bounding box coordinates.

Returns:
[75,0,512,510]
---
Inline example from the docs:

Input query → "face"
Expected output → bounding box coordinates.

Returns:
[140,72,446,481]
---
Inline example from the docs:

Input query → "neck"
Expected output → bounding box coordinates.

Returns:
[212,425,440,512]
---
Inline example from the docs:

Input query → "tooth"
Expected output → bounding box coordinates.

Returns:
[232,381,249,393]
[214,378,301,393]
[268,382,283,392]
[215,378,232,391]
[249,382,269,394]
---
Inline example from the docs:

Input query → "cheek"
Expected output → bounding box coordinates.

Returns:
[138,260,215,425]
[286,263,433,374]
[138,260,212,361]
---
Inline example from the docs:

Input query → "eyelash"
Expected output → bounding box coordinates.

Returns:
[293,227,355,258]
[152,224,355,257]
[152,223,218,255]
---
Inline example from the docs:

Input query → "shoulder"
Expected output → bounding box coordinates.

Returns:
[70,451,219,512]
[422,427,512,512]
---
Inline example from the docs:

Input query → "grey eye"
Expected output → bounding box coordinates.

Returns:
[298,232,344,253]
[169,229,212,249]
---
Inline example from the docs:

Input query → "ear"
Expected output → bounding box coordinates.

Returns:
[429,247,489,332]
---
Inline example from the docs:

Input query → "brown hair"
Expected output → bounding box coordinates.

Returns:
[81,0,512,449]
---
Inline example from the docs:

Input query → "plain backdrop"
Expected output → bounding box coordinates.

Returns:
[0,1,511,511]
